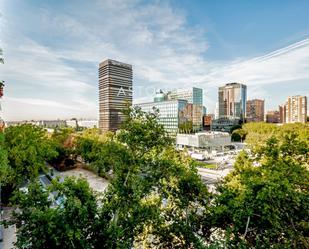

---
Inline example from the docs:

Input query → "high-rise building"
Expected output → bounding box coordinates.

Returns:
[168,87,203,106]
[246,99,265,122]
[218,83,247,122]
[266,111,280,123]
[98,59,133,132]
[279,105,286,123]
[168,87,203,130]
[284,95,307,123]
[136,88,204,134]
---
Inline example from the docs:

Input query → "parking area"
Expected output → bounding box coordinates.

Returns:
[60,168,109,193]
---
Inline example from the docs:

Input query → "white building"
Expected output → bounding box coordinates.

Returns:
[176,131,231,151]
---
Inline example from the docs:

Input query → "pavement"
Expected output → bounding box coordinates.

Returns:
[0,208,16,249]
[60,168,109,193]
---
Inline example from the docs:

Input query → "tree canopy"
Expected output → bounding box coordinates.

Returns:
[208,132,309,248]
[5,177,98,249]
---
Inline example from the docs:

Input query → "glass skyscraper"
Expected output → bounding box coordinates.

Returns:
[137,99,187,134]
[169,87,203,106]
[136,88,204,134]
[218,83,247,121]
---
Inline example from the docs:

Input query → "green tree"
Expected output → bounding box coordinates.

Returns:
[49,127,78,170]
[231,128,247,142]
[179,121,193,134]
[92,106,209,248]
[4,177,98,249]
[208,133,309,248]
[2,124,57,200]
[0,132,10,185]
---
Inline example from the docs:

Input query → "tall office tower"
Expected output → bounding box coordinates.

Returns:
[168,87,203,105]
[218,83,247,121]
[246,99,265,122]
[285,95,307,123]
[99,59,133,132]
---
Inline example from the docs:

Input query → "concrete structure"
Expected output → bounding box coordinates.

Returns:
[99,59,132,132]
[266,110,280,123]
[218,83,247,122]
[211,117,241,133]
[176,131,231,151]
[66,120,98,129]
[284,95,307,123]
[246,99,264,122]
[37,120,66,128]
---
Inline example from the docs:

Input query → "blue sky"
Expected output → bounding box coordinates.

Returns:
[0,0,308,120]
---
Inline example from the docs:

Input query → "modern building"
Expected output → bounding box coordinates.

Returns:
[176,131,231,152]
[168,87,203,106]
[168,87,203,130]
[98,59,133,132]
[66,120,98,129]
[37,120,66,128]
[284,95,307,123]
[266,111,280,123]
[137,98,188,134]
[218,83,247,122]
[246,99,265,122]
[136,88,204,134]
[211,117,241,133]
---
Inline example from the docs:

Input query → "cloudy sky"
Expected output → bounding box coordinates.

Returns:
[0,0,308,120]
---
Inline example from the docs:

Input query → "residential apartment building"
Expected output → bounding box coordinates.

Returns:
[98,59,133,132]
[246,99,265,122]
[218,83,247,122]
[284,95,307,123]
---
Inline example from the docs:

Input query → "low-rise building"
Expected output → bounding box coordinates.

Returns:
[211,117,241,133]
[266,111,280,123]
[176,131,231,151]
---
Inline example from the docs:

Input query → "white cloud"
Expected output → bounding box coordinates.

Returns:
[0,0,308,119]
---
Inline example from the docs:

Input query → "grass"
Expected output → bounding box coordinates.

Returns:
[192,161,217,169]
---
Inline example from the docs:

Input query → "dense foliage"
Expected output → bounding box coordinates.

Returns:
[208,130,309,248]
[4,178,98,249]
[1,124,57,202]
[1,111,308,248]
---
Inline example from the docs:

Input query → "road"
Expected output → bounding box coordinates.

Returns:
[197,167,232,191]
[0,208,16,249]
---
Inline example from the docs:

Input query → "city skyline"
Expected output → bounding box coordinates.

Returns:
[0,0,309,120]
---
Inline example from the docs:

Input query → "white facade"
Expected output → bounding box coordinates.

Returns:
[176,131,231,150]
[66,120,98,128]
